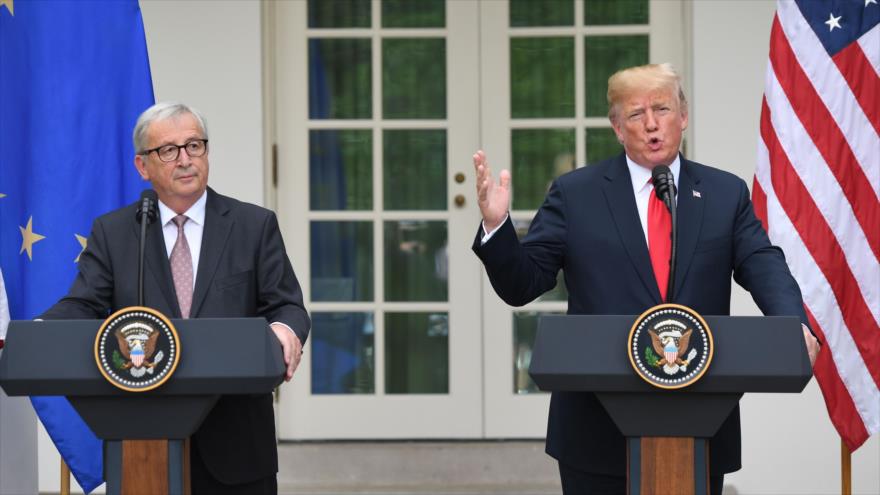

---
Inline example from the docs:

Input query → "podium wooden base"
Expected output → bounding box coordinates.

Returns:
[627,437,708,495]
[106,439,190,495]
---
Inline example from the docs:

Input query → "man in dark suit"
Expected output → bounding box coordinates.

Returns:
[472,63,819,494]
[41,102,309,494]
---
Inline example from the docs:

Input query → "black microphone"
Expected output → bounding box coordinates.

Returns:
[651,166,677,303]
[136,189,158,306]
[651,165,676,210]
[136,189,158,224]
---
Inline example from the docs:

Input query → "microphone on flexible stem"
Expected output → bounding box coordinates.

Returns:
[651,165,677,303]
[136,189,158,307]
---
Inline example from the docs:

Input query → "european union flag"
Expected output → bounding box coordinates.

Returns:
[0,0,154,492]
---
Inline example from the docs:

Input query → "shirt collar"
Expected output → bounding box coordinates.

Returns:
[626,154,682,196]
[158,190,207,227]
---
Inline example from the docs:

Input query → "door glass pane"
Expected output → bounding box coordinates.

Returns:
[586,127,623,164]
[311,312,375,394]
[511,128,575,210]
[510,37,575,118]
[382,0,445,28]
[584,0,649,26]
[308,0,371,28]
[310,130,372,210]
[384,221,448,302]
[311,221,374,302]
[383,130,447,210]
[513,312,560,394]
[584,35,649,117]
[383,38,446,119]
[513,219,568,302]
[509,0,574,27]
[385,312,449,394]
[309,38,372,119]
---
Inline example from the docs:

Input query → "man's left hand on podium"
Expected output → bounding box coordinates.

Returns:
[270,323,303,382]
[802,324,819,368]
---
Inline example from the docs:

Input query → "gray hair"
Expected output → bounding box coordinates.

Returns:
[133,101,209,153]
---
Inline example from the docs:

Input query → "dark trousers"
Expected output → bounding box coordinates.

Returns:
[559,462,724,495]
[190,441,277,495]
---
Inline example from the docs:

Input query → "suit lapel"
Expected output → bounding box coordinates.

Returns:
[601,155,662,303]
[672,159,704,301]
[190,189,233,317]
[132,214,181,317]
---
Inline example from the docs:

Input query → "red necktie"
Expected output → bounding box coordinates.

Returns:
[648,186,671,301]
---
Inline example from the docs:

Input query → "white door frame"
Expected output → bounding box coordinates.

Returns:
[273,0,485,439]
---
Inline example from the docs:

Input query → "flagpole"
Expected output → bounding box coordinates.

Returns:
[841,440,852,495]
[60,459,70,495]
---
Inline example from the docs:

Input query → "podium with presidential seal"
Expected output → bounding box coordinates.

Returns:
[530,304,812,495]
[0,310,285,494]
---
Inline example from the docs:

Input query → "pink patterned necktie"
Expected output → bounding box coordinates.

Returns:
[170,215,193,318]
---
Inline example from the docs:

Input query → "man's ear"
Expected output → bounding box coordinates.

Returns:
[134,155,150,180]
[611,118,625,145]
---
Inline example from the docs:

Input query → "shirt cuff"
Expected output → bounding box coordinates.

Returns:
[270,321,299,341]
[480,214,509,245]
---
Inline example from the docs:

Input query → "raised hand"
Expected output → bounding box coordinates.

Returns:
[473,150,511,232]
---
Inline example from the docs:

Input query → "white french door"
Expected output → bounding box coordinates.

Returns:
[272,0,686,440]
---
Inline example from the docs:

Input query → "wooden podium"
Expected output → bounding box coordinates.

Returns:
[0,318,284,495]
[529,314,812,495]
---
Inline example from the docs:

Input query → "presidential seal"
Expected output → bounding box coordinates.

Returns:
[627,304,713,390]
[94,306,180,392]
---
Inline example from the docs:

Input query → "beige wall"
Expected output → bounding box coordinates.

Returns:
[36,1,878,492]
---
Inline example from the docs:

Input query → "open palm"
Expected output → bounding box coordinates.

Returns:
[472,150,511,232]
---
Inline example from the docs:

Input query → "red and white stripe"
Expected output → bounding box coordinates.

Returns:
[754,1,880,451]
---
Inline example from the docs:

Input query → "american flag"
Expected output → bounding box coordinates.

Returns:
[753,0,879,451]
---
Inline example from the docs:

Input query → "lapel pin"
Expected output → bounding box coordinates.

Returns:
[692,190,702,198]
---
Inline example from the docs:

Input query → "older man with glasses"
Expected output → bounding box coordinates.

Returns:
[41,101,310,494]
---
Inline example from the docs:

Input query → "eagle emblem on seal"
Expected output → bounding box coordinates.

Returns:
[114,322,165,377]
[648,320,698,375]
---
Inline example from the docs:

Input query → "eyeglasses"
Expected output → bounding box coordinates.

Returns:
[140,139,208,163]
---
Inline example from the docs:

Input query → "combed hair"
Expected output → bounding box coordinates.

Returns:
[133,102,209,152]
[606,63,687,122]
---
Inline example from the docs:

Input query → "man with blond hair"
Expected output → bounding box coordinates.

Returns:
[472,63,818,494]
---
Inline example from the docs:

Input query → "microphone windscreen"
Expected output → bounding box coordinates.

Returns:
[651,165,672,183]
[136,189,159,223]
[140,189,158,202]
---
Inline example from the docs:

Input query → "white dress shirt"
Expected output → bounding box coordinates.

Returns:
[625,155,681,246]
[158,190,206,289]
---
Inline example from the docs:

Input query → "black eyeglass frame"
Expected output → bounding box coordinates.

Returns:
[139,139,209,163]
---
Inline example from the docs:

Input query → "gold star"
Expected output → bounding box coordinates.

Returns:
[75,234,88,263]
[0,0,13,16]
[19,216,46,261]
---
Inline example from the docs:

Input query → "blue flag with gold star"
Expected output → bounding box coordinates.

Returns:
[0,0,154,491]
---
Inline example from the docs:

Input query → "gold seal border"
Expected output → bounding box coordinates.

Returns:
[94,306,181,393]
[626,303,714,390]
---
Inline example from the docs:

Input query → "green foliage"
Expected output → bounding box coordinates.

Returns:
[511,37,575,118]
[645,346,660,368]
[382,0,445,28]
[510,0,574,27]
[112,350,126,370]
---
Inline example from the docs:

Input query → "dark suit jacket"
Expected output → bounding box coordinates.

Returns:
[473,154,808,475]
[42,187,310,484]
